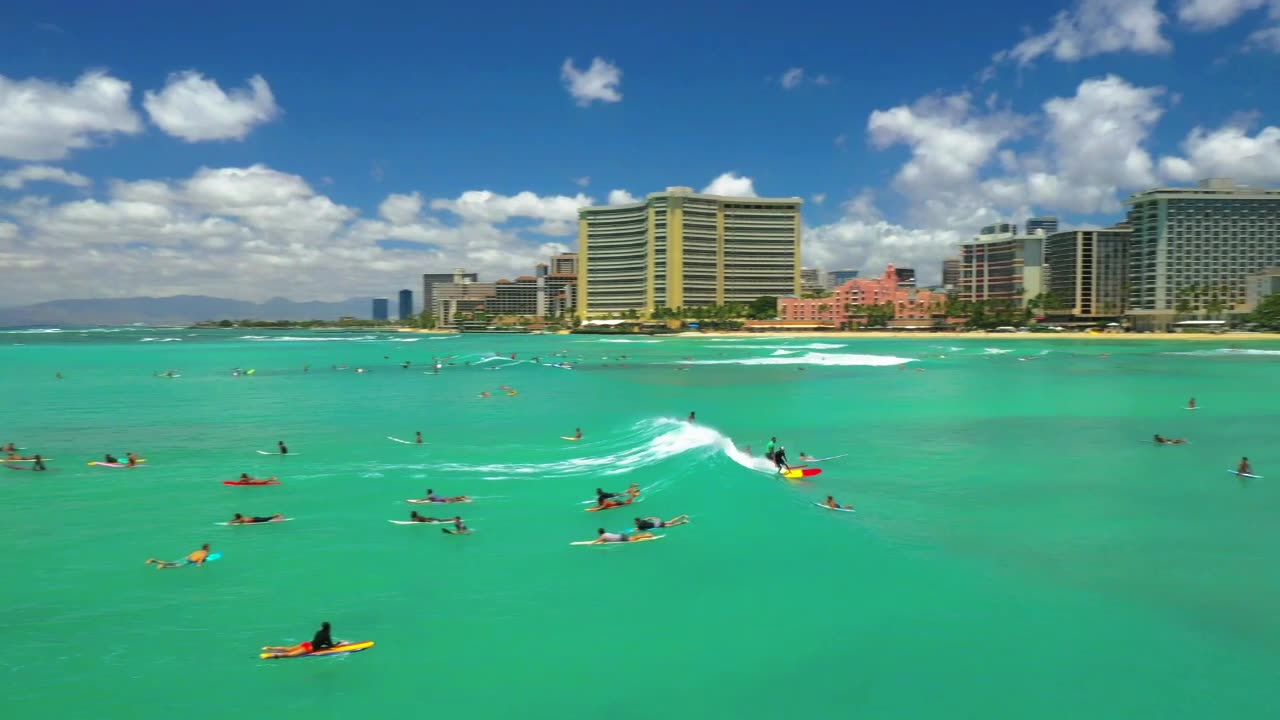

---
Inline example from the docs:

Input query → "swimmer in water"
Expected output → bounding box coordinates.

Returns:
[1153,434,1187,445]
[146,544,211,569]
[687,411,696,423]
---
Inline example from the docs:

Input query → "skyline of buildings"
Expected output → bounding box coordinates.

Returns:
[577,186,802,317]
[371,177,1279,328]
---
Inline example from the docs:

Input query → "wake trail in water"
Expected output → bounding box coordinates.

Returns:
[396,418,760,480]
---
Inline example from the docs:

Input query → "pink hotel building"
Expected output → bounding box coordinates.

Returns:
[776,265,947,327]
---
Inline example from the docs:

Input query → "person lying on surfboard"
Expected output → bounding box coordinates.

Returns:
[2,443,18,452]
[229,513,285,525]
[1238,457,1253,476]
[634,515,688,530]
[589,495,636,512]
[263,622,336,657]
[596,484,640,506]
[4,451,32,460]
[409,511,452,523]
[591,528,656,544]
[425,489,470,503]
[1153,435,1187,445]
[798,452,815,461]
[104,453,120,464]
[823,495,854,510]
[146,544,211,569]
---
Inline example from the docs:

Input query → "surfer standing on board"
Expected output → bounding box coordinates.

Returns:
[773,446,790,471]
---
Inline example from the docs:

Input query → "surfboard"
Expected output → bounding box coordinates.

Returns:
[156,552,221,568]
[584,498,641,512]
[1185,407,1199,411]
[261,640,375,660]
[5,464,54,471]
[88,462,147,468]
[223,479,281,486]
[215,518,295,525]
[802,454,848,463]
[256,451,298,455]
[570,534,665,546]
[1228,470,1263,479]
[814,502,856,513]
[5,458,53,462]
[388,437,425,445]
[781,468,822,479]
[406,498,473,504]
[560,436,581,441]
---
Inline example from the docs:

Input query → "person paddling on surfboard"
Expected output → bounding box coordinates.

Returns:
[596,484,640,506]
[591,528,655,544]
[1237,457,1253,476]
[824,495,854,510]
[1153,435,1187,445]
[229,513,284,525]
[635,515,688,531]
[589,495,636,512]
[263,622,336,657]
[146,544,211,569]
[104,453,120,464]
[425,489,470,503]
[410,511,451,523]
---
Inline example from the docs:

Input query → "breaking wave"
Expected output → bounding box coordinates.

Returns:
[680,351,914,367]
[1165,348,1280,357]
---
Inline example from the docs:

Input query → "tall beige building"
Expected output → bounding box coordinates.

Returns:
[577,186,802,317]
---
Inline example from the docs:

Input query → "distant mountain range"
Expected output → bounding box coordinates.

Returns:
[0,295,375,327]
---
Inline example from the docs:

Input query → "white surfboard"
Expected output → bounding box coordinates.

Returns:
[256,451,299,455]
[387,437,426,445]
[814,502,856,513]
[1185,407,1199,411]
[5,458,53,462]
[1228,470,1263,479]
[388,519,454,525]
[570,534,665,546]
[215,517,295,525]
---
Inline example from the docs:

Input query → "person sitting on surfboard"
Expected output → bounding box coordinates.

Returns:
[1188,398,1196,409]
[146,544,211,569]
[263,622,336,657]
[1238,457,1253,476]
[278,441,289,455]
[573,428,582,440]
[446,516,470,534]
[30,454,47,471]
[635,515,688,531]
[415,431,424,444]
[824,495,854,510]
[591,528,655,544]
[425,489,470,503]
[410,511,450,523]
[229,513,284,525]
[1153,435,1187,445]
[126,452,139,467]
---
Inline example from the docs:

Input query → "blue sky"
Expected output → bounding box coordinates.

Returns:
[1,0,1279,305]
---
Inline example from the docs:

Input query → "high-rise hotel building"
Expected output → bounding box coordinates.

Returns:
[577,186,802,317]
[1126,178,1280,329]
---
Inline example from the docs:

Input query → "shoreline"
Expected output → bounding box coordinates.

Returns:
[384,327,1280,341]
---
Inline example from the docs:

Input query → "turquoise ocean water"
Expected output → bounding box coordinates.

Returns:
[2,328,1279,719]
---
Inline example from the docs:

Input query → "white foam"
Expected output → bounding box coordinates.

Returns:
[681,351,914,367]
[725,343,847,350]
[983,348,1012,354]
[770,350,798,356]
[596,338,663,343]
[140,337,183,342]
[1166,348,1280,357]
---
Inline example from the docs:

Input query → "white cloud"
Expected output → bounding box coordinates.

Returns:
[0,71,142,161]
[1176,0,1271,30]
[0,165,604,306]
[995,0,1171,66]
[429,189,593,234]
[378,192,424,225]
[834,133,848,148]
[811,193,827,205]
[1247,25,1280,50]
[560,57,622,107]
[143,71,280,142]
[607,189,638,205]
[702,172,757,197]
[778,67,830,89]
[1159,123,1280,184]
[574,176,591,187]
[0,165,91,190]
